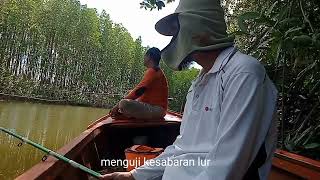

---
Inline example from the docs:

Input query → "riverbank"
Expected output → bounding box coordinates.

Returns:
[0,92,116,109]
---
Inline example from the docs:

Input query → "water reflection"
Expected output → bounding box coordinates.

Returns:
[0,101,108,179]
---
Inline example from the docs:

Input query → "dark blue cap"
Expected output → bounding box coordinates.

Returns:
[146,47,161,65]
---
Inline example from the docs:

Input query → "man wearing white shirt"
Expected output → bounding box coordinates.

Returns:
[101,0,278,179]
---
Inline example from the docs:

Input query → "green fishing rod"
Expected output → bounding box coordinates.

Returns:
[0,127,102,179]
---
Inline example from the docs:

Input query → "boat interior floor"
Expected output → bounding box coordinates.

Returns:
[85,121,181,178]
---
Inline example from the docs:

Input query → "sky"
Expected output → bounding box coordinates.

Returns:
[79,0,179,49]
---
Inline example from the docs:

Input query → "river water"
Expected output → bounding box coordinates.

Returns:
[0,101,108,179]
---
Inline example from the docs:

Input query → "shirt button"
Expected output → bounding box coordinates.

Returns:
[196,95,199,98]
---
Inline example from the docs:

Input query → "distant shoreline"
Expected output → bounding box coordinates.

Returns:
[0,93,111,109]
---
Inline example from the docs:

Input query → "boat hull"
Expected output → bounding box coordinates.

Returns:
[17,112,320,180]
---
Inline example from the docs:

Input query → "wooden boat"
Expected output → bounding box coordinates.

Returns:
[17,112,320,180]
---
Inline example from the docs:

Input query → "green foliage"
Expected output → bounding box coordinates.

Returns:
[162,64,199,112]
[0,0,146,107]
[140,0,174,10]
[0,0,197,112]
[230,0,320,160]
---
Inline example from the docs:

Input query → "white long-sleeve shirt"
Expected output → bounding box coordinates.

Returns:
[131,47,278,180]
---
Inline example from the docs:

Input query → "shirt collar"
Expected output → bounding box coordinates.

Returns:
[207,46,236,74]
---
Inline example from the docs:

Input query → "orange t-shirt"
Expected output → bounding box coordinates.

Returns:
[125,68,168,111]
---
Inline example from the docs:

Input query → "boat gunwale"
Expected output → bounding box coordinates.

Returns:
[272,151,320,179]
[274,149,320,172]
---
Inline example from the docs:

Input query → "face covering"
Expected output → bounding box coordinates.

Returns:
[155,0,235,71]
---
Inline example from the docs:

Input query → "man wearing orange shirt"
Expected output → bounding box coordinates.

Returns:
[110,47,168,120]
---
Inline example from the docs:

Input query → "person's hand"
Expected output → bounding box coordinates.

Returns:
[100,172,134,180]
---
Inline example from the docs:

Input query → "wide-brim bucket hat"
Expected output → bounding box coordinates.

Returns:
[155,0,235,70]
